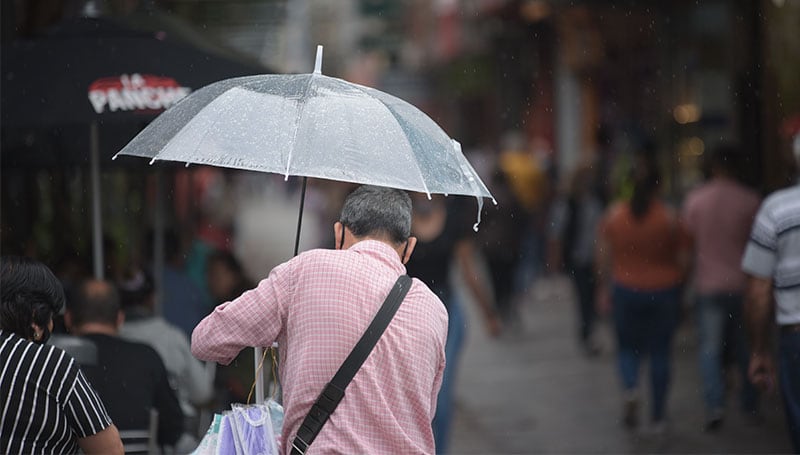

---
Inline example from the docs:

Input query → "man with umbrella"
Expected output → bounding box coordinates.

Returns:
[192,185,448,454]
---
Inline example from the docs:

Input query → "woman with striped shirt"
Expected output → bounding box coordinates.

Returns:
[0,256,123,454]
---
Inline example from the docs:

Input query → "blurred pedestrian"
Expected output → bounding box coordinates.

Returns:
[548,163,604,356]
[741,133,800,452]
[682,144,762,431]
[406,194,501,453]
[117,267,214,452]
[479,168,524,325]
[65,279,185,450]
[498,133,551,304]
[206,250,253,306]
[596,152,691,433]
[192,185,447,454]
[0,256,123,455]
[156,229,212,339]
[205,250,256,408]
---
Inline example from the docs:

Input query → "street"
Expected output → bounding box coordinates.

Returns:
[449,274,792,454]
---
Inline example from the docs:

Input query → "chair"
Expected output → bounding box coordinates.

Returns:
[119,409,159,454]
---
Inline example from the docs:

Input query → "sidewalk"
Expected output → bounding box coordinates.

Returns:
[448,274,792,454]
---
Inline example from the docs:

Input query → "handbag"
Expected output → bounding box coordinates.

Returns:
[290,274,412,455]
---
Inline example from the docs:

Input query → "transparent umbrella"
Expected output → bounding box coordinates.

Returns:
[115,46,494,229]
[114,45,496,402]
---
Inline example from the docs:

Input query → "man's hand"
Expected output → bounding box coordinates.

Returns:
[748,351,776,393]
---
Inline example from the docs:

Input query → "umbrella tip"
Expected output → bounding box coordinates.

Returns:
[314,45,323,75]
[149,158,156,165]
[111,154,118,161]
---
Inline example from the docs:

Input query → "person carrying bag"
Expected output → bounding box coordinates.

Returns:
[192,186,449,455]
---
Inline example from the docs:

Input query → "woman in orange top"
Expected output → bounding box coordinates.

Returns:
[596,152,690,433]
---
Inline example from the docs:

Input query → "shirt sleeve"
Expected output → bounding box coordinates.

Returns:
[191,258,295,364]
[742,199,777,278]
[63,365,113,438]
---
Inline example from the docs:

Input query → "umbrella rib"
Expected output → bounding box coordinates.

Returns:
[345,84,431,198]
[284,75,315,180]
[146,87,235,166]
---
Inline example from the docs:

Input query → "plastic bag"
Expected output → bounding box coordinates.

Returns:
[191,413,224,455]
[217,412,240,455]
[229,403,279,455]
[266,399,284,441]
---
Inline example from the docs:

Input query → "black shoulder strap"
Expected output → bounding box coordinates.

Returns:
[290,274,413,455]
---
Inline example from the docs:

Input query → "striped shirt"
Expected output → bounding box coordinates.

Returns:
[192,240,448,455]
[0,330,112,454]
[742,184,800,324]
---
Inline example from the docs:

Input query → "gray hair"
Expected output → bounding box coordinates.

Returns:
[340,185,412,245]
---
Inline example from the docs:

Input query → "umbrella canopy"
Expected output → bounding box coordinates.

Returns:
[114,47,494,211]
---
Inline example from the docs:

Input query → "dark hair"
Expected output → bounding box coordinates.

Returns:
[0,256,65,343]
[207,250,245,276]
[630,153,661,220]
[704,143,742,179]
[339,185,412,245]
[69,280,121,327]
[117,268,154,308]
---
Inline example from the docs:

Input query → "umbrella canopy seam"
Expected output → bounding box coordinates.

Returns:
[284,74,314,181]
[339,81,432,198]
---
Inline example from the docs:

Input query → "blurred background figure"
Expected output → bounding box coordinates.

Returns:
[681,144,762,431]
[65,279,185,451]
[547,162,604,356]
[479,167,525,327]
[156,229,211,339]
[498,132,552,304]
[742,133,800,453]
[204,250,257,409]
[117,267,214,452]
[406,194,502,454]
[206,250,253,308]
[596,151,691,434]
[0,256,123,455]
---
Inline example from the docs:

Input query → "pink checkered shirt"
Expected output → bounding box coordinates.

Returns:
[192,240,448,454]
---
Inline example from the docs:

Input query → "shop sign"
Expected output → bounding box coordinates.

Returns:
[87,73,191,114]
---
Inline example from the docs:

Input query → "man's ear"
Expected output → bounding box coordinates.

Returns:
[116,310,125,329]
[402,236,417,264]
[334,222,344,250]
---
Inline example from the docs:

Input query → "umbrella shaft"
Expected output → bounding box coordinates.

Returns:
[293,177,308,257]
